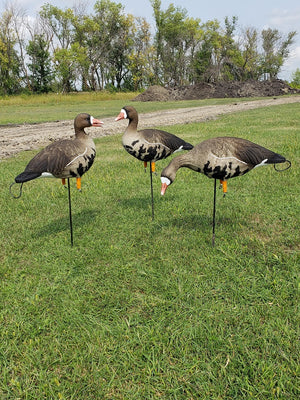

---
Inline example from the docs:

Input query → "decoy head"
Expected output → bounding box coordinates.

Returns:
[160,171,175,196]
[160,176,172,195]
[74,113,103,133]
[160,160,179,195]
[115,106,137,122]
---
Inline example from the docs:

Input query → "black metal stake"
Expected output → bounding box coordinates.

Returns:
[67,178,74,246]
[212,179,217,247]
[149,161,154,220]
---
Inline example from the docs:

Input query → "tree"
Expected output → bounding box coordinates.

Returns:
[86,0,136,90]
[151,0,202,86]
[261,28,297,79]
[239,27,260,80]
[39,4,76,91]
[0,8,21,94]
[192,19,222,82]
[220,16,244,80]
[27,34,53,92]
[127,17,153,90]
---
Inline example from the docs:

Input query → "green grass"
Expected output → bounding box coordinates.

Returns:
[0,91,277,125]
[0,102,299,399]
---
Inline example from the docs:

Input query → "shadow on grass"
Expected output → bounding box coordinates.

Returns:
[32,208,99,238]
[116,194,156,211]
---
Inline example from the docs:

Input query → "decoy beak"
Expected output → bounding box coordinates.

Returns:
[161,182,168,196]
[115,111,125,121]
[92,118,103,127]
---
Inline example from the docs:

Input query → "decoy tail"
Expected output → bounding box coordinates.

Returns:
[10,170,40,199]
[15,171,41,183]
[182,142,194,150]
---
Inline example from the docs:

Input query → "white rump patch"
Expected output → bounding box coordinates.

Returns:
[40,172,55,178]
[254,159,268,168]
[173,145,184,153]
[161,176,171,186]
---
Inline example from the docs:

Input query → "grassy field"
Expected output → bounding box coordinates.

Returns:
[0,91,264,125]
[0,97,299,399]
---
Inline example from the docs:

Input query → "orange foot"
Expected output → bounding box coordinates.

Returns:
[220,180,227,197]
[76,177,82,191]
[151,161,156,173]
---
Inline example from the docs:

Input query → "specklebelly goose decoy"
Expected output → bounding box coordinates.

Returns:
[115,105,193,219]
[11,113,103,245]
[160,136,291,245]
[13,113,102,191]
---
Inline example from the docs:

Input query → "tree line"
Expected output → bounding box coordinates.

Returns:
[0,0,297,95]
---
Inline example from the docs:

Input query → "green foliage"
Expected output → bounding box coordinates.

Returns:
[0,1,298,93]
[290,68,300,88]
[261,28,297,79]
[0,11,21,95]
[27,34,53,93]
[0,101,299,399]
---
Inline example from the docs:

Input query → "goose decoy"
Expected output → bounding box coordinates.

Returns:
[115,105,193,219]
[160,136,291,245]
[11,113,103,245]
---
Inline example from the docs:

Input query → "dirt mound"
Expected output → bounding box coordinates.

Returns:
[133,79,299,102]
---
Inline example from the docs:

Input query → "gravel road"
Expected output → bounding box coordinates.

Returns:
[1,95,299,159]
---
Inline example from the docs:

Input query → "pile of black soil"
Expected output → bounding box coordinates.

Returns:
[133,80,299,102]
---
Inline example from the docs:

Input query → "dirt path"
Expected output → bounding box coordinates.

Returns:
[1,95,299,159]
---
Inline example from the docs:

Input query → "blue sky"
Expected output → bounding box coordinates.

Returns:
[3,0,300,80]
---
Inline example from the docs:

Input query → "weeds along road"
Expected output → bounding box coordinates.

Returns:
[1,95,300,159]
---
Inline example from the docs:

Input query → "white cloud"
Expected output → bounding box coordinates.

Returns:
[269,8,300,30]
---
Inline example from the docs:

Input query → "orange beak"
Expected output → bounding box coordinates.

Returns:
[161,182,168,195]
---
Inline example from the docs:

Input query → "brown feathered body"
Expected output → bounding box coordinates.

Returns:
[116,106,193,163]
[161,137,287,191]
[15,113,102,183]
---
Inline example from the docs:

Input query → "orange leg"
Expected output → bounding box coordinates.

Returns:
[76,177,81,191]
[144,161,148,171]
[61,178,66,186]
[220,180,227,196]
[151,162,156,173]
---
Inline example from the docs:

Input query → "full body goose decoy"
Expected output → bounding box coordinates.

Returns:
[11,113,103,245]
[115,105,193,219]
[160,136,291,245]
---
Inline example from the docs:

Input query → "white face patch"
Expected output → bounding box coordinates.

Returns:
[121,108,127,119]
[161,176,171,186]
[90,116,94,125]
